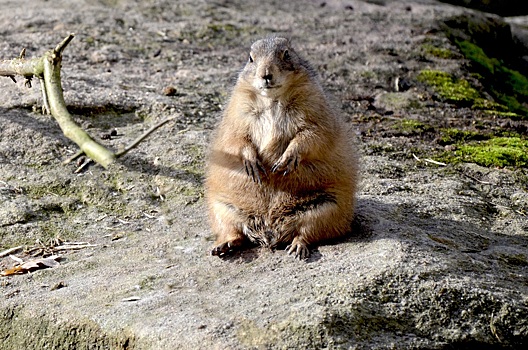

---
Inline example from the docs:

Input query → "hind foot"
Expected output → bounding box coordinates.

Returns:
[285,237,309,259]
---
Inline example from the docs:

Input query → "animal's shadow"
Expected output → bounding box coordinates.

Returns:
[211,196,526,269]
[213,198,375,264]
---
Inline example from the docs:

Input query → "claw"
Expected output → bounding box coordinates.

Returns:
[211,241,233,256]
[285,241,309,260]
[271,155,298,175]
[211,238,245,257]
[244,159,264,184]
[244,160,254,182]
[271,162,280,173]
[257,161,267,176]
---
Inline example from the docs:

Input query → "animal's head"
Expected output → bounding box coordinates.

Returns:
[240,37,304,98]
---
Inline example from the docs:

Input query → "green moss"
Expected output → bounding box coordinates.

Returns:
[417,70,481,104]
[455,40,528,117]
[369,142,396,155]
[417,69,522,115]
[439,128,488,145]
[422,44,456,59]
[471,98,508,112]
[396,120,433,134]
[457,40,497,73]
[483,110,522,118]
[25,177,130,216]
[439,137,528,168]
[25,183,73,200]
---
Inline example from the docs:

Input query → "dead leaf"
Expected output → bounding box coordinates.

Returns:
[1,255,61,276]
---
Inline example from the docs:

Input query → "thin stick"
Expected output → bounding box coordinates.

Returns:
[74,158,93,173]
[423,158,446,166]
[459,171,492,185]
[0,246,23,258]
[62,149,85,165]
[115,116,177,158]
[39,77,50,115]
[53,34,75,56]
[412,153,446,166]
[53,244,98,251]
[65,116,178,163]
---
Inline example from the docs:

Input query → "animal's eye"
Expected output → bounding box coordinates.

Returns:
[283,50,290,60]
[248,54,254,63]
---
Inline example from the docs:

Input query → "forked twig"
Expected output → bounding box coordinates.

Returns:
[1,34,175,169]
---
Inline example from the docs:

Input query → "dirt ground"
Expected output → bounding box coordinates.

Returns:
[1,0,527,349]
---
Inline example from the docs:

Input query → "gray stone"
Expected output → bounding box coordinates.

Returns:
[1,0,527,349]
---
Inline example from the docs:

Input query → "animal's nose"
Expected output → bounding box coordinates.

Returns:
[262,73,273,83]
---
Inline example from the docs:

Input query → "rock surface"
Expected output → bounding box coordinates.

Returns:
[1,0,527,349]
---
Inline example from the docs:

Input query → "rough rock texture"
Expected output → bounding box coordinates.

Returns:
[1,0,527,349]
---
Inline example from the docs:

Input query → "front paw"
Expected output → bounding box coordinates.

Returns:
[211,240,239,257]
[241,145,266,183]
[244,158,266,184]
[271,152,300,175]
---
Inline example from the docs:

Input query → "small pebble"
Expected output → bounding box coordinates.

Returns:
[50,281,66,291]
[163,86,177,96]
[76,156,86,167]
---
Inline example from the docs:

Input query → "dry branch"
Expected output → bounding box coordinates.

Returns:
[0,246,23,258]
[0,34,174,168]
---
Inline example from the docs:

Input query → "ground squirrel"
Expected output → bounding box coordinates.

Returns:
[205,37,358,259]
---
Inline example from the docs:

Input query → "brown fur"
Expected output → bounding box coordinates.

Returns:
[205,37,358,259]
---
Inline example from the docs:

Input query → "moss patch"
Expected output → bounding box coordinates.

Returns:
[395,119,433,134]
[422,44,456,59]
[417,69,523,117]
[439,128,488,145]
[417,70,481,105]
[455,40,528,117]
[439,136,528,168]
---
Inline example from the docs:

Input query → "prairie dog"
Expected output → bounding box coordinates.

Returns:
[205,37,358,259]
